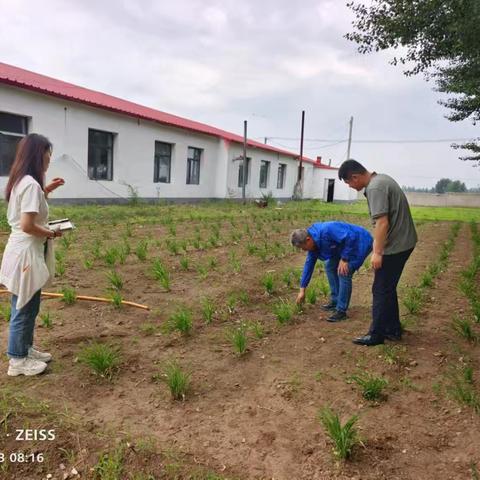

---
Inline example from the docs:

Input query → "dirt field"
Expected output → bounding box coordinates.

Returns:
[0,201,479,480]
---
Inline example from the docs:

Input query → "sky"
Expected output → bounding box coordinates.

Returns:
[1,0,479,188]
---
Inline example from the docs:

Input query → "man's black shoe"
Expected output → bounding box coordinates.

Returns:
[352,334,384,346]
[327,310,348,322]
[321,302,337,312]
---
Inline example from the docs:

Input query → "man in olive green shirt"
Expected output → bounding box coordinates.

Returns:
[338,159,417,346]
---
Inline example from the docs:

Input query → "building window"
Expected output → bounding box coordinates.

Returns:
[0,112,28,176]
[88,129,113,180]
[186,147,201,185]
[277,163,286,189]
[154,141,172,183]
[259,160,270,188]
[238,157,251,187]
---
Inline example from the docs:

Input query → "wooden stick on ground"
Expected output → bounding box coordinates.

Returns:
[0,289,149,310]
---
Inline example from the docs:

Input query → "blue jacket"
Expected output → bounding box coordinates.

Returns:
[300,222,373,288]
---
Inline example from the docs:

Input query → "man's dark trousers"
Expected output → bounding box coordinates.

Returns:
[370,248,414,338]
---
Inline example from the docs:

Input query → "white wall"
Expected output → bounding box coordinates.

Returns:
[226,144,300,199]
[312,169,357,201]
[0,85,222,200]
[0,84,348,202]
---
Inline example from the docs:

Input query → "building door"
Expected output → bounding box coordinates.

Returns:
[327,179,335,202]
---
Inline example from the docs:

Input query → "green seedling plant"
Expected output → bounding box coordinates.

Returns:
[201,297,216,324]
[197,264,208,279]
[318,407,360,460]
[261,272,275,295]
[61,286,77,305]
[379,344,407,367]
[226,294,238,314]
[166,239,179,255]
[94,446,125,479]
[91,239,103,260]
[56,259,66,276]
[179,239,188,253]
[227,324,248,355]
[452,316,478,343]
[273,299,295,324]
[249,320,265,339]
[110,291,123,309]
[229,252,241,273]
[208,256,218,270]
[124,223,133,238]
[192,236,201,249]
[179,256,190,271]
[349,372,388,401]
[135,239,148,261]
[312,276,330,297]
[164,361,190,400]
[446,365,480,414]
[39,311,53,328]
[420,270,433,288]
[122,239,131,256]
[79,342,121,380]
[238,290,249,304]
[106,270,124,290]
[152,258,171,291]
[83,257,93,269]
[306,287,318,305]
[0,303,11,322]
[403,286,423,315]
[60,233,74,249]
[140,322,157,336]
[282,268,294,288]
[104,246,119,267]
[165,307,193,335]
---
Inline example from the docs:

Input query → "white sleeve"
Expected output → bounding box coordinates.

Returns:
[20,182,42,213]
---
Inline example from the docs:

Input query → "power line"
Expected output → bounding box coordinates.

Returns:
[262,137,477,144]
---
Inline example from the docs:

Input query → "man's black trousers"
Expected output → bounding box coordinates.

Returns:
[369,248,414,337]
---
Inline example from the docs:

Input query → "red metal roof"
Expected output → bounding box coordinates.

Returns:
[0,62,337,170]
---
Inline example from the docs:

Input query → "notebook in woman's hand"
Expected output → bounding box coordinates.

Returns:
[48,218,75,232]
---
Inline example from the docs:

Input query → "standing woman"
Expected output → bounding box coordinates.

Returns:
[1,133,64,376]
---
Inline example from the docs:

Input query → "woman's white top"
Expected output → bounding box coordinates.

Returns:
[0,175,53,309]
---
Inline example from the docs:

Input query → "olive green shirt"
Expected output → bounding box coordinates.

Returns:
[364,173,417,255]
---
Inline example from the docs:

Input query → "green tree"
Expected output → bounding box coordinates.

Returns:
[346,0,480,163]
[435,178,452,194]
[447,180,467,192]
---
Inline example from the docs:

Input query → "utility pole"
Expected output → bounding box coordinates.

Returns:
[347,116,354,159]
[293,110,305,200]
[242,120,247,204]
[297,110,305,182]
[264,137,268,144]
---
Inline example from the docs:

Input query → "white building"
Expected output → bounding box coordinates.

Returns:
[0,63,356,203]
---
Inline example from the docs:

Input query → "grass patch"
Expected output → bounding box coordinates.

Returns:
[94,446,124,480]
[227,324,248,355]
[78,342,121,380]
[163,361,191,401]
[61,286,77,305]
[452,316,478,343]
[0,303,11,322]
[318,407,360,460]
[349,372,388,401]
[165,307,193,335]
[273,299,295,324]
[201,297,216,324]
[152,258,171,291]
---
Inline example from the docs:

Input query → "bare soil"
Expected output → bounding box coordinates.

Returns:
[0,215,479,480]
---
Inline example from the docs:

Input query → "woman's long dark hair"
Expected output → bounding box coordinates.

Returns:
[5,133,52,201]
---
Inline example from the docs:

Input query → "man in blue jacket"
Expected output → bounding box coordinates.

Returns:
[290,222,373,321]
